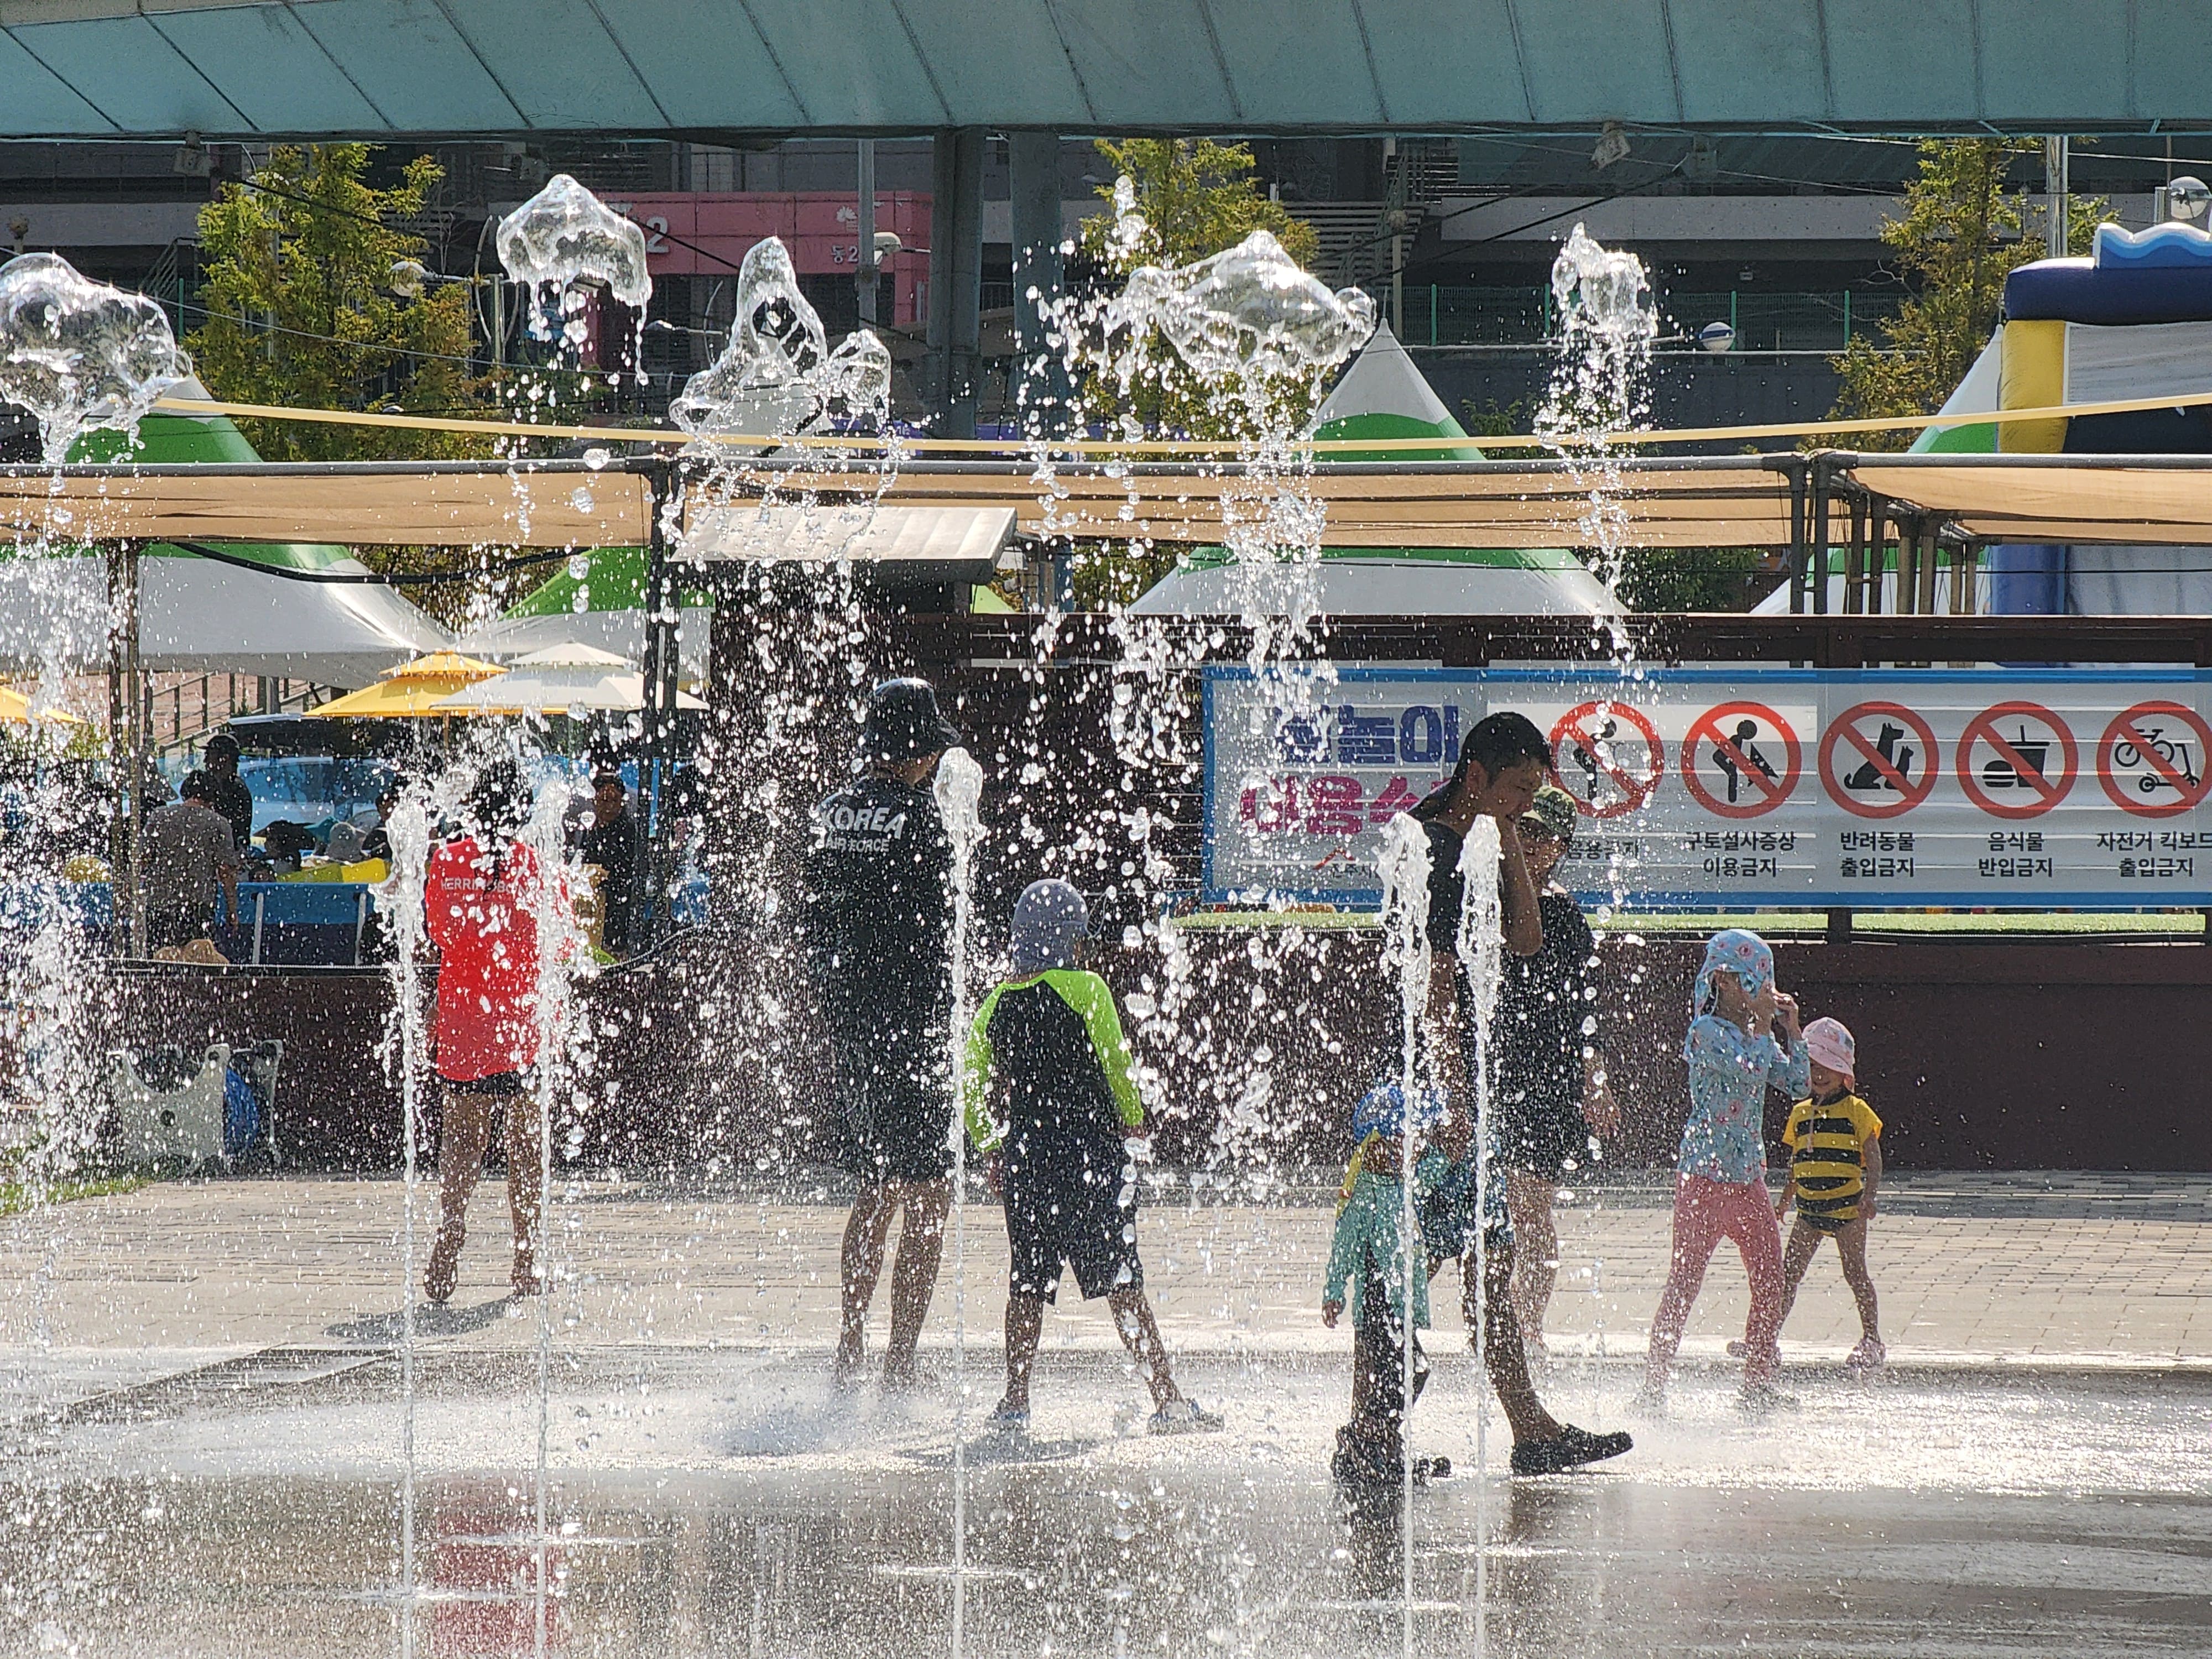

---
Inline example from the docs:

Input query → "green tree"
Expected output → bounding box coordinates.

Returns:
[189,145,488,461]
[1615,545,1772,612]
[1075,138,1326,441]
[1830,138,2104,448]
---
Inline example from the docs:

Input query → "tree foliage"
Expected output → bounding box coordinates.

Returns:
[1615,545,1773,612]
[1830,139,2104,449]
[189,145,488,461]
[1074,139,1327,441]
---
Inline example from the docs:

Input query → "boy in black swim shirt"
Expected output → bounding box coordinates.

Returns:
[962,879,1218,1435]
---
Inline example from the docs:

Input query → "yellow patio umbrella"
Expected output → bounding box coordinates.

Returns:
[0,685,86,725]
[304,651,507,719]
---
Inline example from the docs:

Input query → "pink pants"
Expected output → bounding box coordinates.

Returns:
[1645,1173,1783,1386]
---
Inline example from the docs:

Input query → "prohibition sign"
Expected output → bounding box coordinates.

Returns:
[2098,700,2212,818]
[1680,701,1801,818]
[1820,700,1939,820]
[1548,700,1663,820]
[1957,700,2078,820]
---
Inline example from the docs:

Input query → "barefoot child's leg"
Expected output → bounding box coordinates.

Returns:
[1775,1217,1823,1336]
[1837,1217,1881,1347]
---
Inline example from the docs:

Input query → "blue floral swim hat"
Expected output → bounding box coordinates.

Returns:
[1693,927,1774,1016]
[1352,1080,1448,1140]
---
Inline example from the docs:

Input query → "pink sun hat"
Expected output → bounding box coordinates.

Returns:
[1803,1016,1856,1081]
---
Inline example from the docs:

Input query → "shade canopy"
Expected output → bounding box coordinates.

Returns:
[0,684,85,724]
[0,0,2192,141]
[304,651,507,719]
[430,643,707,716]
[463,543,712,675]
[679,502,1020,583]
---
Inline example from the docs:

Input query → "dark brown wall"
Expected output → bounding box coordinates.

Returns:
[82,932,2212,1173]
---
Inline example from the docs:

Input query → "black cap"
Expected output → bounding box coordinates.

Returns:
[860,677,961,764]
[204,732,241,763]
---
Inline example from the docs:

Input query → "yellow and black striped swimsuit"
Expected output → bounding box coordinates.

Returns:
[1783,1090,1882,1232]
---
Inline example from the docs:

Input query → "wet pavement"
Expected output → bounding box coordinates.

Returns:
[3,1176,2210,1655]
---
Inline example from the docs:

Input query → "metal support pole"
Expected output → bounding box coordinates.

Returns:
[926,128,985,440]
[1844,494,1866,616]
[855,139,878,327]
[1787,463,1809,615]
[106,542,145,958]
[2044,136,2070,258]
[638,460,680,944]
[1007,131,1071,435]
[1808,459,1831,615]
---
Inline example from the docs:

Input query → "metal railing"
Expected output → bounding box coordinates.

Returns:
[1356,284,1906,352]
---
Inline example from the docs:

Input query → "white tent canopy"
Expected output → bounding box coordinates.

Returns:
[0,553,453,686]
[459,605,711,676]
[431,642,706,714]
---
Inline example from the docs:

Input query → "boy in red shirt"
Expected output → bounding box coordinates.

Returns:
[424,760,557,1303]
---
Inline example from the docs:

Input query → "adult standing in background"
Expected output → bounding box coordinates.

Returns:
[1492,783,1621,1363]
[581,763,642,956]
[800,677,964,1391]
[201,732,254,852]
[140,770,241,957]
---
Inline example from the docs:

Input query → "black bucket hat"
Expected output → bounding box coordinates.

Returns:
[860,677,961,764]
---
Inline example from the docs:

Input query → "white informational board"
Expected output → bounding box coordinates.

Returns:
[1202,666,2212,909]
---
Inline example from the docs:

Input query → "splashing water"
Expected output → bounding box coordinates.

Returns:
[1454,814,1506,1656]
[1375,807,1433,1636]
[0,252,192,465]
[495,174,654,353]
[670,238,892,444]
[1108,229,1376,389]
[373,782,435,1658]
[932,743,986,1651]
[1537,224,1657,606]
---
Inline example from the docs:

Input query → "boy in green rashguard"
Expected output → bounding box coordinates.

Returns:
[962,879,1219,1434]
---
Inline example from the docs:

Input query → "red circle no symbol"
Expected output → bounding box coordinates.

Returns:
[1957,701,2077,820]
[1547,701,1662,820]
[1820,700,1939,820]
[2098,700,2212,818]
[1679,701,1801,818]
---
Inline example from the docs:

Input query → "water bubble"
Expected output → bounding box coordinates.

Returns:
[669,238,891,442]
[582,445,612,471]
[932,747,985,847]
[494,174,653,341]
[1108,229,1375,388]
[570,486,594,513]
[0,251,192,465]
[1549,222,1656,343]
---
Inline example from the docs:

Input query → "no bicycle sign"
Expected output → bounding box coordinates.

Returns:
[1202,666,2212,909]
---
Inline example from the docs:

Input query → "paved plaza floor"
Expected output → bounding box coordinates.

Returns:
[2,1171,2208,1656]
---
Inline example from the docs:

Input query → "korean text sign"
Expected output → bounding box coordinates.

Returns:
[1201,666,2212,908]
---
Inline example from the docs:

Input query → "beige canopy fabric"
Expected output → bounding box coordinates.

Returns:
[1847,459,2212,547]
[0,466,655,549]
[12,455,2212,553]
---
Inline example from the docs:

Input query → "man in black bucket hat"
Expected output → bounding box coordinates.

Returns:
[800,676,965,1390]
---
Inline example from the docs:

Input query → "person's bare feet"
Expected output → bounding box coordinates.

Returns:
[424,1235,460,1305]
[509,1251,542,1297]
[880,1350,922,1393]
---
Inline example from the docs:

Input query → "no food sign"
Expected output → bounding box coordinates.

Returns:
[1957,701,2078,820]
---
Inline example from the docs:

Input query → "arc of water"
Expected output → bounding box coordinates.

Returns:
[933,746,985,1658]
[519,770,593,1659]
[1454,815,1505,1659]
[1375,811,1432,1659]
[373,787,435,1658]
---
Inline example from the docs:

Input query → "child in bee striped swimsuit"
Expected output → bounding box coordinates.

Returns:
[1773,1018,1886,1370]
